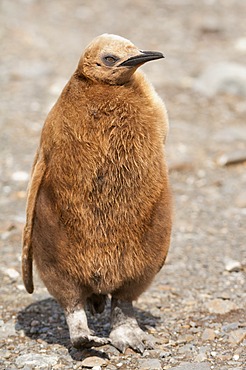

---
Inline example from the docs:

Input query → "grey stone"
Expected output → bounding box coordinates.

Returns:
[201,328,216,341]
[15,354,59,368]
[11,171,29,182]
[228,329,246,344]
[194,62,246,96]
[224,257,242,272]
[3,267,20,280]
[205,299,238,314]
[138,358,162,370]
[235,37,246,51]
[0,320,16,338]
[217,151,246,166]
[30,320,40,327]
[1,350,12,359]
[179,344,196,354]
[81,356,107,368]
[30,326,40,334]
[222,322,239,332]
[171,362,211,370]
[194,353,207,362]
[177,334,194,344]
[217,291,231,300]
[199,18,222,34]
[227,362,244,367]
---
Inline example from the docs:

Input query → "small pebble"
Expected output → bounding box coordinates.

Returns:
[11,171,29,182]
[205,299,238,314]
[200,18,222,34]
[179,344,196,354]
[17,284,26,290]
[201,328,216,341]
[106,366,117,370]
[30,328,39,334]
[15,354,58,368]
[138,358,162,370]
[0,320,16,338]
[222,322,239,332]
[228,329,246,344]
[235,37,246,51]
[217,150,246,166]
[217,353,231,361]
[170,362,211,370]
[217,291,231,300]
[80,357,107,368]
[2,351,12,359]
[224,257,242,272]
[194,353,207,362]
[4,268,20,280]
[177,334,194,344]
[30,320,40,327]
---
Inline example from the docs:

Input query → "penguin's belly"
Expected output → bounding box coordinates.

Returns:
[36,133,166,293]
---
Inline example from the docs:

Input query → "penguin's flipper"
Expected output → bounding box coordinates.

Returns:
[22,149,46,293]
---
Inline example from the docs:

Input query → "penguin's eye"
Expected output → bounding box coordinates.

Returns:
[102,55,119,66]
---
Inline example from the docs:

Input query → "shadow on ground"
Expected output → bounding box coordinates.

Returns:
[16,297,160,360]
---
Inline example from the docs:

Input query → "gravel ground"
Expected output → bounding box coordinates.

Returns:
[0,0,246,369]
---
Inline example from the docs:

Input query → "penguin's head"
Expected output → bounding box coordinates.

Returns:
[77,34,164,85]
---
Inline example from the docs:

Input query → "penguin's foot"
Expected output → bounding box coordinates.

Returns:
[110,298,155,354]
[66,307,110,349]
[71,333,110,349]
[110,322,154,354]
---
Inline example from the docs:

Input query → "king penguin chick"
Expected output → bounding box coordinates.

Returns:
[22,34,172,353]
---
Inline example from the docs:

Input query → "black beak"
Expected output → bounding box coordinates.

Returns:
[119,50,164,67]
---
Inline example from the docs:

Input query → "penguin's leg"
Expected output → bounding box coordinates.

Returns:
[38,271,110,348]
[109,297,154,354]
[65,301,110,349]
[32,188,110,349]
[33,246,110,348]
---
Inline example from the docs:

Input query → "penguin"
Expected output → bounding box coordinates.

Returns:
[22,33,172,353]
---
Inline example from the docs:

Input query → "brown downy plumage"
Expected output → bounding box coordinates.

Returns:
[22,34,172,353]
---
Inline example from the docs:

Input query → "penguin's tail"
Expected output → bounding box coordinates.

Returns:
[22,225,34,294]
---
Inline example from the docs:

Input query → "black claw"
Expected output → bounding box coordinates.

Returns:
[134,344,145,354]
[119,343,127,353]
